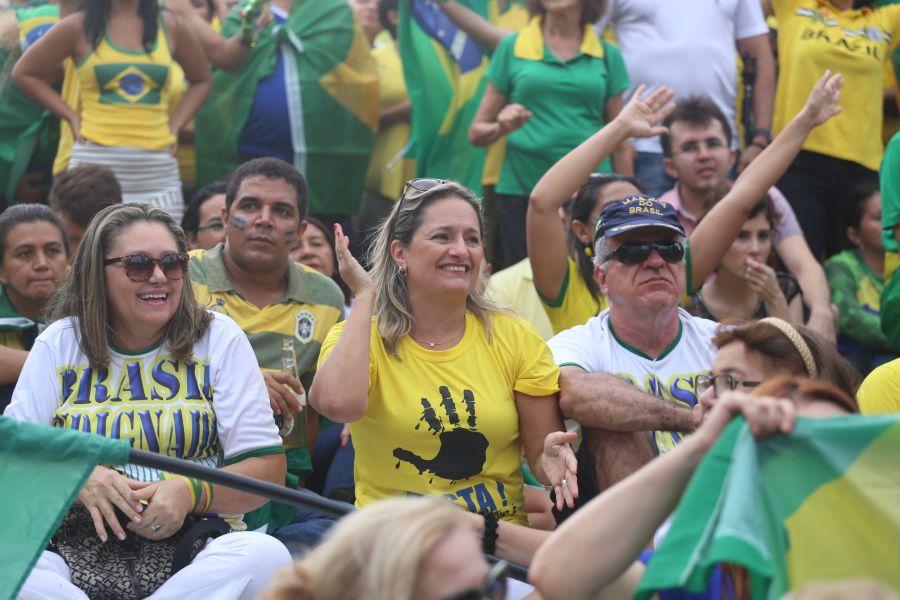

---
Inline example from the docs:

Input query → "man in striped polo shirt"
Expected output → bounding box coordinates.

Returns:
[189,158,344,534]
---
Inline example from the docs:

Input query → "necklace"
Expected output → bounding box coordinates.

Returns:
[410,322,466,349]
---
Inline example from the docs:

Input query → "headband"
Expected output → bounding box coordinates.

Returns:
[759,317,818,379]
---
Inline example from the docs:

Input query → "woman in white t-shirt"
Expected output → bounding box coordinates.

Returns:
[5,204,290,599]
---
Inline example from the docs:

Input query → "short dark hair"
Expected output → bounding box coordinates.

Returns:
[225,158,308,218]
[48,164,122,229]
[661,96,732,157]
[843,181,880,231]
[526,0,606,24]
[747,194,782,231]
[182,181,227,235]
[0,203,71,262]
[378,0,398,38]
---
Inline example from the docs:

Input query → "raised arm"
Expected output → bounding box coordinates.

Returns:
[438,0,511,51]
[308,225,373,422]
[558,367,698,433]
[529,393,797,600]
[527,86,675,301]
[688,71,843,291]
[736,33,776,172]
[167,0,254,72]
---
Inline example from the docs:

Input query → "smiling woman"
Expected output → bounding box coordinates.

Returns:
[5,204,291,598]
[309,179,578,556]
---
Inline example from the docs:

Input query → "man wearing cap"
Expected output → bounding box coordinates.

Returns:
[548,195,717,491]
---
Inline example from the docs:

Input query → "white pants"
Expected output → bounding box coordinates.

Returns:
[18,532,291,600]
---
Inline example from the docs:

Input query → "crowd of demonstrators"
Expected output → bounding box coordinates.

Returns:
[764,0,900,259]
[7,203,291,598]
[2,0,900,597]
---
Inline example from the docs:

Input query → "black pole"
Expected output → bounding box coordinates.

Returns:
[127,449,531,582]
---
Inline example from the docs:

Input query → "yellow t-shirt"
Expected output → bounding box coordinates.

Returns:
[772,0,900,170]
[486,258,554,340]
[857,357,900,414]
[318,311,560,524]
[539,256,607,334]
[364,42,415,201]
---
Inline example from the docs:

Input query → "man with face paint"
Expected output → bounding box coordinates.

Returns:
[188,158,345,534]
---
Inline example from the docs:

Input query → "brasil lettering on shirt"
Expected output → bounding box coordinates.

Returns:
[52,356,217,461]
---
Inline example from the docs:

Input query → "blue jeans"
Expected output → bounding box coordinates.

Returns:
[306,421,355,502]
[634,151,676,198]
[273,501,352,555]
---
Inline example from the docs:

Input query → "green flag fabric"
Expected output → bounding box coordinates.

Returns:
[0,416,130,599]
[398,0,490,194]
[195,0,379,216]
[637,416,900,600]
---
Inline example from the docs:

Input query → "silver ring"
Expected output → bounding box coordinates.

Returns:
[151,524,162,532]
[561,478,567,487]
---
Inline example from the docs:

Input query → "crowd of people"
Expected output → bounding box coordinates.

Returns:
[1,0,900,598]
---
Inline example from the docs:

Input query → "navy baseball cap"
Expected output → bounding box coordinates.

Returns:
[594,195,686,242]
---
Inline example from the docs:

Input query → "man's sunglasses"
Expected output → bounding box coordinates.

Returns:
[603,241,685,265]
[103,252,190,282]
[443,560,508,600]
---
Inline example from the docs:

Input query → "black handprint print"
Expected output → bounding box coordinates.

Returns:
[393,386,488,484]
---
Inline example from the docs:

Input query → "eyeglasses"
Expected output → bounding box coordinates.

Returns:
[696,373,762,397]
[443,560,508,600]
[603,241,685,265]
[103,252,190,282]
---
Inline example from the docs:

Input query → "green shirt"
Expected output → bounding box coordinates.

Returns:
[487,17,630,196]
[882,132,900,254]
[824,250,890,351]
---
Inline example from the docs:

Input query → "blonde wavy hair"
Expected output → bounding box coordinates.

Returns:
[260,497,474,600]
[366,181,501,357]
[47,204,211,367]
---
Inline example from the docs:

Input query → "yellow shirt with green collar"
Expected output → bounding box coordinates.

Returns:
[486,17,630,195]
[538,257,607,335]
[772,0,900,170]
[189,244,344,531]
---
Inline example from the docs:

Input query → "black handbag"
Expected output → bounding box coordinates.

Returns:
[50,504,231,600]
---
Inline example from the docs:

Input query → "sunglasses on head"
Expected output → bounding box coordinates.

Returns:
[401,177,450,200]
[604,241,685,265]
[103,252,190,282]
[442,560,508,600]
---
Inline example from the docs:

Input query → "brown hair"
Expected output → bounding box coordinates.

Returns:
[753,376,859,414]
[712,320,861,398]
[48,164,122,229]
[526,0,606,25]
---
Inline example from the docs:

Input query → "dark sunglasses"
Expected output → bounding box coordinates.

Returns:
[443,560,508,600]
[103,252,190,282]
[401,177,450,200]
[604,241,685,265]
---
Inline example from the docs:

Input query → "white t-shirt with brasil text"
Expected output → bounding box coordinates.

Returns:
[548,308,717,454]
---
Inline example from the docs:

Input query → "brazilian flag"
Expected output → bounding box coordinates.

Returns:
[637,416,900,599]
[0,2,59,203]
[398,0,493,194]
[195,0,378,215]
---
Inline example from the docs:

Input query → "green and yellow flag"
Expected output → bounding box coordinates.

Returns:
[195,0,378,215]
[637,416,900,599]
[0,416,130,599]
[398,0,495,194]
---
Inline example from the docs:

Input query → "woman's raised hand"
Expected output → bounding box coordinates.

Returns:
[76,466,148,542]
[612,84,677,139]
[799,70,843,127]
[334,223,374,296]
[692,391,797,453]
[541,430,579,510]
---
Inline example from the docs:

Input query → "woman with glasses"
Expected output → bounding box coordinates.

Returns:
[529,75,844,333]
[697,317,859,407]
[182,181,227,250]
[684,196,803,323]
[262,496,510,600]
[310,178,578,532]
[5,204,291,598]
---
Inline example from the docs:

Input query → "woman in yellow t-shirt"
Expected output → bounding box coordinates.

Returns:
[12,0,211,222]
[310,179,578,527]
[763,0,900,259]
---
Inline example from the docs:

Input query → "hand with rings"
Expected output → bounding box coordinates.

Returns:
[127,478,195,541]
[541,430,579,510]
